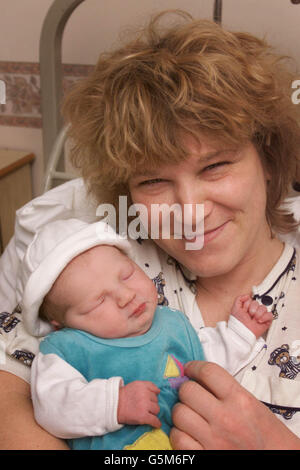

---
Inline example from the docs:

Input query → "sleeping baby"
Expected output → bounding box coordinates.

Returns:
[19,219,272,450]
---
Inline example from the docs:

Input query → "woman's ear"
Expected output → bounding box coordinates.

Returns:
[294,163,300,191]
[264,167,271,183]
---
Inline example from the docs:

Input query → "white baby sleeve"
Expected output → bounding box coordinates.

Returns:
[31,352,124,439]
[198,316,265,376]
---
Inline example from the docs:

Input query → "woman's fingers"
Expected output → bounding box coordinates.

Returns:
[170,423,204,450]
[171,402,209,449]
[174,361,300,450]
[184,361,240,401]
[177,375,220,423]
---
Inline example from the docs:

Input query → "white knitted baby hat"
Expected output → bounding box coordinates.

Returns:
[19,219,133,337]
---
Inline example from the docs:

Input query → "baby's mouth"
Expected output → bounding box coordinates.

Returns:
[130,302,147,317]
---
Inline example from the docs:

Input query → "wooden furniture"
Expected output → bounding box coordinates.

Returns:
[0,150,35,253]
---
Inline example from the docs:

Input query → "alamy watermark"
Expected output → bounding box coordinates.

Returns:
[0,79,6,105]
[96,196,205,250]
[292,80,300,104]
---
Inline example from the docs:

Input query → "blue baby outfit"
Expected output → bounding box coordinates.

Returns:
[39,306,205,450]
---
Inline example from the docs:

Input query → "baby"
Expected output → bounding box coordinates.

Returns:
[20,220,272,450]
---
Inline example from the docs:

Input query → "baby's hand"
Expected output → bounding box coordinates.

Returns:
[231,294,273,339]
[117,380,161,428]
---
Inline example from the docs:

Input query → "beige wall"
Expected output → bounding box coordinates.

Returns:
[2,0,300,64]
[223,0,300,61]
[62,0,213,65]
[0,0,300,195]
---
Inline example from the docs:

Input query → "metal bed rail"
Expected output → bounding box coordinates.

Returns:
[39,0,85,175]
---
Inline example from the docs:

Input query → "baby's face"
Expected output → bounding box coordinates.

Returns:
[50,245,158,338]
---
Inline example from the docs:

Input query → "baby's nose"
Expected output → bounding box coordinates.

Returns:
[117,285,136,307]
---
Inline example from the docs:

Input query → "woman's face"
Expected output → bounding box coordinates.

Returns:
[129,135,271,278]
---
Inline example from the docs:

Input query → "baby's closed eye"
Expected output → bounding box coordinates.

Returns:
[119,263,135,280]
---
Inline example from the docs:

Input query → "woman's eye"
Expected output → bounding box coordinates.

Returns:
[139,178,165,186]
[203,161,230,172]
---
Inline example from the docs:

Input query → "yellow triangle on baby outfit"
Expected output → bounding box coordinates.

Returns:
[163,355,180,378]
[123,428,173,450]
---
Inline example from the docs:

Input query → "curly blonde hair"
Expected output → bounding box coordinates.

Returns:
[62,10,300,234]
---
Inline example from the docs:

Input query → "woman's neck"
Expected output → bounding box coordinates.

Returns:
[196,236,284,326]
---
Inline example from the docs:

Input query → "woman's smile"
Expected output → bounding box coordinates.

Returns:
[183,220,231,246]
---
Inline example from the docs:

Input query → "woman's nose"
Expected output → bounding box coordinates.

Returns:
[116,285,136,308]
[176,184,214,228]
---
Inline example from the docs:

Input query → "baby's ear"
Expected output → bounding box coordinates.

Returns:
[50,319,63,331]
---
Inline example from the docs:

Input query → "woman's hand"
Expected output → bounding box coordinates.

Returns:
[170,361,300,450]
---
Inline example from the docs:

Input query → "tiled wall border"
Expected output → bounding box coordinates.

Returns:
[0,61,94,129]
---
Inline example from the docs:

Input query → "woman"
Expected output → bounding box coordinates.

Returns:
[0,10,300,449]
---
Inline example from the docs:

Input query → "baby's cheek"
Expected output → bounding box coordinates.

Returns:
[98,322,123,339]
[150,283,159,303]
